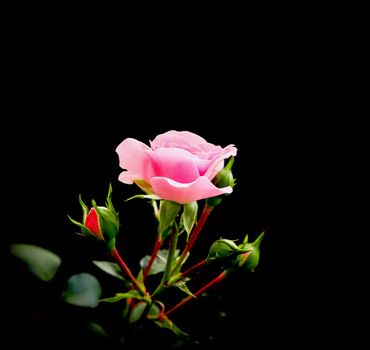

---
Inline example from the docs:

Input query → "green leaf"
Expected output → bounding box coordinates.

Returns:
[10,244,61,281]
[63,273,102,308]
[154,317,188,337]
[100,290,142,303]
[158,200,181,239]
[85,322,108,338]
[147,302,161,319]
[182,202,198,238]
[129,301,147,323]
[140,249,180,276]
[92,260,128,284]
[174,278,195,298]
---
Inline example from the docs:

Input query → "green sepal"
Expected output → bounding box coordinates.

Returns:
[92,201,119,241]
[158,200,181,239]
[151,200,160,221]
[125,194,161,201]
[68,215,96,238]
[182,201,198,239]
[134,179,154,193]
[205,196,223,207]
[78,194,89,223]
[105,183,115,211]
[171,252,190,276]
[99,290,143,303]
[154,317,189,337]
[136,270,146,293]
[173,278,195,298]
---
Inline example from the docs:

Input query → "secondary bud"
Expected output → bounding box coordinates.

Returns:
[235,232,264,271]
[69,184,119,243]
[208,238,248,261]
[206,157,236,207]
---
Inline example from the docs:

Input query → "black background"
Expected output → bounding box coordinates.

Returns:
[1,16,318,349]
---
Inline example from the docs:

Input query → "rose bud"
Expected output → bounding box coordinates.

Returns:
[206,157,236,207]
[207,238,249,261]
[84,207,104,240]
[69,184,119,244]
[234,232,264,271]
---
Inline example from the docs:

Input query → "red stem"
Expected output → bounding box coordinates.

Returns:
[174,205,213,272]
[112,247,146,296]
[181,259,207,278]
[143,237,162,280]
[166,270,228,316]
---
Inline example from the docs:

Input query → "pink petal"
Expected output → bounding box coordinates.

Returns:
[151,130,207,149]
[147,147,207,183]
[150,176,233,204]
[115,138,152,184]
[118,172,140,184]
[204,145,237,180]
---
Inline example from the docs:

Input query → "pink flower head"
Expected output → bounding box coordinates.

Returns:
[116,130,237,204]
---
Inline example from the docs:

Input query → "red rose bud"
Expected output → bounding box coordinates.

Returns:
[69,184,119,243]
[206,157,236,207]
[234,232,264,271]
[84,208,104,240]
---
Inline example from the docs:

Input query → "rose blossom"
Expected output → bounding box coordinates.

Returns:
[116,130,237,204]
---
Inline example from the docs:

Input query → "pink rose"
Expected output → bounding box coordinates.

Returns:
[116,130,237,204]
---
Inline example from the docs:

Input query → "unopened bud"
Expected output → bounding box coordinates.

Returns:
[69,184,119,245]
[206,157,236,207]
[208,238,248,261]
[235,232,264,271]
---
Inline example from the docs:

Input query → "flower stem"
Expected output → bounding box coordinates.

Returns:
[181,259,207,278]
[166,270,229,316]
[151,225,179,298]
[162,225,179,284]
[112,247,146,297]
[173,204,213,272]
[143,237,162,280]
